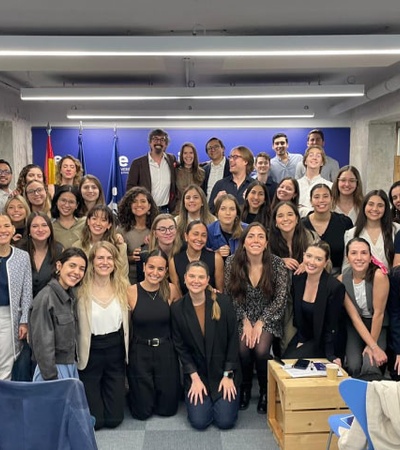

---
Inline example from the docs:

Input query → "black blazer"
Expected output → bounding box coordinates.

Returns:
[126,153,177,211]
[201,158,230,195]
[171,291,241,401]
[292,270,345,361]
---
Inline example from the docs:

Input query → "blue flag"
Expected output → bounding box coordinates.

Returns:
[106,135,124,214]
[77,133,87,175]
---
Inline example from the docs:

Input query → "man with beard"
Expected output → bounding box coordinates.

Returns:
[126,129,177,213]
[0,159,13,213]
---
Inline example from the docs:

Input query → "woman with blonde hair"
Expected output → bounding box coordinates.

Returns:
[49,154,83,198]
[171,260,241,430]
[77,241,130,429]
[24,180,52,216]
[4,195,30,242]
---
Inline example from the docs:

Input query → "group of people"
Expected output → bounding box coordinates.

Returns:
[1,126,400,432]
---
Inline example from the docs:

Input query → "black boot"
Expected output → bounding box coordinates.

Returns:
[239,387,251,410]
[257,390,267,414]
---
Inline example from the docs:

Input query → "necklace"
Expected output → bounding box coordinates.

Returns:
[145,289,159,301]
[186,250,200,262]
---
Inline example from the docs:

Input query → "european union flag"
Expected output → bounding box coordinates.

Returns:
[77,132,87,176]
[106,135,124,214]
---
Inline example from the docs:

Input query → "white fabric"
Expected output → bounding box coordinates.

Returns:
[207,157,226,198]
[352,280,371,318]
[297,174,333,217]
[148,153,171,206]
[0,307,14,380]
[334,205,359,225]
[91,299,122,336]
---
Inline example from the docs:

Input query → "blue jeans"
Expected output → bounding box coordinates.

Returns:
[185,392,240,430]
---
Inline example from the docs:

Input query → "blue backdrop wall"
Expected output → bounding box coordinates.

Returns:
[32,127,350,194]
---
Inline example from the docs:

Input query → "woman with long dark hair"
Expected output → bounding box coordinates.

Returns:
[389,180,400,224]
[171,260,241,430]
[78,174,105,216]
[270,177,299,210]
[240,180,271,228]
[338,237,389,380]
[225,223,288,413]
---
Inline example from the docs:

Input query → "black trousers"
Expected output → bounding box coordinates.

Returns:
[78,330,126,430]
[127,338,181,420]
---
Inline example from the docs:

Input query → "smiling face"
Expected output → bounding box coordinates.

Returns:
[185,223,207,253]
[305,148,324,170]
[303,246,327,275]
[217,199,237,229]
[26,181,47,207]
[154,219,177,246]
[144,255,167,287]
[87,211,111,238]
[6,198,27,224]
[26,167,44,184]
[272,137,289,158]
[0,215,15,246]
[184,265,209,296]
[57,192,78,218]
[347,241,371,274]
[150,135,167,156]
[391,186,400,212]
[30,216,51,243]
[255,156,270,175]
[244,225,267,257]
[182,146,195,168]
[206,139,224,163]
[80,179,100,203]
[277,179,296,202]
[311,186,332,214]
[60,158,77,182]
[275,203,298,234]
[337,170,358,197]
[56,256,87,289]
[130,193,151,218]
[365,195,386,222]
[0,162,12,190]
[229,149,247,175]
[246,185,266,213]
[93,247,115,277]
[184,188,203,215]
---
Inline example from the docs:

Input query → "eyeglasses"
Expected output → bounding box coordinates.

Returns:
[155,225,176,234]
[228,154,243,161]
[151,136,167,143]
[26,187,44,195]
[58,198,77,206]
[207,144,221,151]
[338,178,357,184]
[0,169,11,176]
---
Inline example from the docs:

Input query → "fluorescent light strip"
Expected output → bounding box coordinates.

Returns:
[67,113,315,120]
[21,85,364,101]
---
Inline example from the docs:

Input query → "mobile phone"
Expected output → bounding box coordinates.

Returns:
[313,362,326,371]
[293,359,310,370]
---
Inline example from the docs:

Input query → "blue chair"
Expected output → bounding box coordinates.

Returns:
[0,378,98,450]
[326,378,373,450]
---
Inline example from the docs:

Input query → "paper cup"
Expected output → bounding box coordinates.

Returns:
[326,363,339,381]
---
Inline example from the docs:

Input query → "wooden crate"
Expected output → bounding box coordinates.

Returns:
[267,359,350,450]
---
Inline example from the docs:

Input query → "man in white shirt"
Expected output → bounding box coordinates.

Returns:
[295,129,340,181]
[126,129,177,213]
[269,133,303,183]
[0,159,13,213]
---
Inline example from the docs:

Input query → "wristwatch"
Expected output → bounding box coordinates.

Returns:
[223,370,234,379]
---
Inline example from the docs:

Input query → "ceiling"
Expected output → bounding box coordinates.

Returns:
[1,0,400,126]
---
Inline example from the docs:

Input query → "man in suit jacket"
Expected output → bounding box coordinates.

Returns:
[126,129,177,213]
[201,137,230,200]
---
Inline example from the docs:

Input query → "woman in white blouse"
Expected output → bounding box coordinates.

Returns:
[77,241,130,430]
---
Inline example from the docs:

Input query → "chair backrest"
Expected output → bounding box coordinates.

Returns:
[0,378,97,450]
[339,378,374,450]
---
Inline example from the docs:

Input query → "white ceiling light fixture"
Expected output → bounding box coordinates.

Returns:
[67,109,315,120]
[3,35,400,57]
[21,85,364,101]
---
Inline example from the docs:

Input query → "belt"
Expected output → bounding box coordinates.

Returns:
[134,336,170,347]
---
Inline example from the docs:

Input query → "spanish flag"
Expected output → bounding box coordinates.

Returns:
[44,129,56,184]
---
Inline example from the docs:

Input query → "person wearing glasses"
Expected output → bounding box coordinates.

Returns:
[0,159,13,213]
[24,180,52,217]
[331,165,364,225]
[208,146,254,214]
[201,137,230,200]
[126,129,177,214]
[269,133,303,184]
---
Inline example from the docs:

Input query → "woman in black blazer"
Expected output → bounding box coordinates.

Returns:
[283,241,345,365]
[171,260,241,430]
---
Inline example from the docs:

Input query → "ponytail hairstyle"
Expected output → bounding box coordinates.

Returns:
[144,249,171,302]
[185,260,220,320]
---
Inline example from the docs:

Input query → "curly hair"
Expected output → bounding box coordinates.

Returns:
[55,155,82,186]
[118,186,158,232]
[16,164,46,195]
[228,222,274,304]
